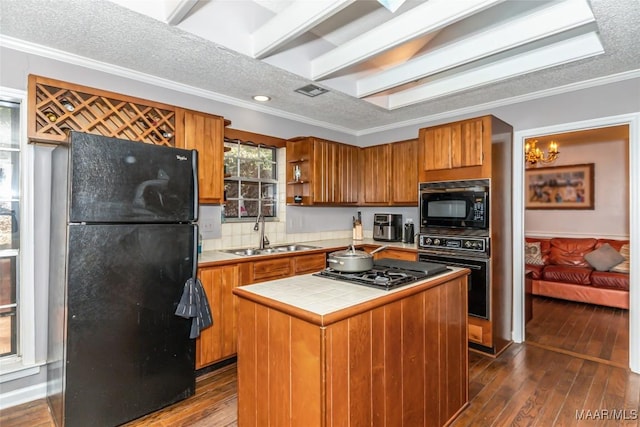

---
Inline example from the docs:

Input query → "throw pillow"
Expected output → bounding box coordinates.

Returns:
[584,243,626,271]
[525,242,545,265]
[610,243,630,273]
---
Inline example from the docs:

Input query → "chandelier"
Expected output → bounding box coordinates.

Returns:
[525,139,559,166]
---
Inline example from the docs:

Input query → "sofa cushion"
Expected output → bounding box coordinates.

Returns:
[596,239,628,252]
[525,242,545,265]
[526,237,551,264]
[610,243,630,274]
[591,271,630,291]
[584,243,626,271]
[525,264,545,280]
[542,265,592,285]
[549,238,597,267]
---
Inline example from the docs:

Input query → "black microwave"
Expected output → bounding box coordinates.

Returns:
[420,180,489,230]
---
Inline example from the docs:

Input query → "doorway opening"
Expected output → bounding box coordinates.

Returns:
[513,113,639,373]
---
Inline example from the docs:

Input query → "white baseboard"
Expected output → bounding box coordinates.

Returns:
[0,381,47,411]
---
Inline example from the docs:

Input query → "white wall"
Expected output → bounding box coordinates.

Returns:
[1,45,640,407]
[525,138,629,239]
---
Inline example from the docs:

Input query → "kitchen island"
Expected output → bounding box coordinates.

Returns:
[233,267,469,427]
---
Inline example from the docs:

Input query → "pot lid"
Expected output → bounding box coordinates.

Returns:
[329,245,371,259]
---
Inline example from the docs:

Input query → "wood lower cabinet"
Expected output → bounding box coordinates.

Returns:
[363,245,417,261]
[197,251,327,369]
[195,264,240,369]
[251,257,292,282]
[179,109,225,204]
[293,253,327,274]
[235,272,469,427]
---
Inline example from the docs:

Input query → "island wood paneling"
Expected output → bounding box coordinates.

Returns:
[236,274,468,427]
[236,298,323,427]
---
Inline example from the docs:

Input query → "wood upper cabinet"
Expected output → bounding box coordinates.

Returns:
[286,137,359,205]
[419,116,492,181]
[196,264,240,368]
[179,109,225,204]
[360,144,390,205]
[390,139,418,205]
[335,143,360,204]
[312,139,337,204]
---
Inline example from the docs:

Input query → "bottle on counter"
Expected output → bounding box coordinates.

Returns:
[352,212,363,241]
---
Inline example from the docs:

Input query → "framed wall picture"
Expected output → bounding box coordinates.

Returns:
[525,163,595,209]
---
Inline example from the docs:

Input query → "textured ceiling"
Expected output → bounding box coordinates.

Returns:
[1,0,639,134]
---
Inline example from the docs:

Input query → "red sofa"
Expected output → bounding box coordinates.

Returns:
[525,237,630,309]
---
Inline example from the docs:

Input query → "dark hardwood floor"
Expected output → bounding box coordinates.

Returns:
[2,296,638,426]
[526,295,629,368]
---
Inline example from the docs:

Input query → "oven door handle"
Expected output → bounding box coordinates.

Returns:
[420,258,483,270]
[446,263,482,270]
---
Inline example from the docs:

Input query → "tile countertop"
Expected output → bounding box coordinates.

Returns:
[197,237,419,266]
[233,267,467,325]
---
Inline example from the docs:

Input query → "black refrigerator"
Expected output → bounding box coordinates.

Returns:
[47,132,199,427]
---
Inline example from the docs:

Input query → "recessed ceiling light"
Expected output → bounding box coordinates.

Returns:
[253,95,271,102]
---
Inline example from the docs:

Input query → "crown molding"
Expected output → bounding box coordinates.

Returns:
[356,68,640,136]
[0,35,356,135]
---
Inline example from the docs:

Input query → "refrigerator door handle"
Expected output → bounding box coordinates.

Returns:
[193,225,199,279]
[191,150,199,221]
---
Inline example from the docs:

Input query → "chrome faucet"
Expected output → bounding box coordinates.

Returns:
[254,214,270,249]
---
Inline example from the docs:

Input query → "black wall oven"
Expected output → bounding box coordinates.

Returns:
[419,179,489,231]
[418,234,490,319]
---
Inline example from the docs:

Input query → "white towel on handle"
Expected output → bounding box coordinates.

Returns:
[175,277,213,338]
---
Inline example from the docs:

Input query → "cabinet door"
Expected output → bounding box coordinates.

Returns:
[252,257,292,282]
[182,110,225,204]
[294,253,327,275]
[390,139,418,205]
[421,118,484,172]
[361,144,390,204]
[196,264,240,368]
[454,118,484,168]
[422,126,453,171]
[312,139,337,203]
[336,143,360,204]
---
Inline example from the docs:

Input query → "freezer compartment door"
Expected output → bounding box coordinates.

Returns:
[64,223,196,426]
[66,132,197,223]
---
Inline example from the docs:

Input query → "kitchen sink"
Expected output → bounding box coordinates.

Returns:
[222,244,320,256]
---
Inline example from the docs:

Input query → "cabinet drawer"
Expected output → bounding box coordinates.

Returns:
[252,258,292,282]
[468,324,484,343]
[294,253,327,275]
[468,317,492,346]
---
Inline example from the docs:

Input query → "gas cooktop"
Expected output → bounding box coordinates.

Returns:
[313,259,450,291]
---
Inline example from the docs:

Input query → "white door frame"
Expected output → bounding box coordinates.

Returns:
[512,112,640,373]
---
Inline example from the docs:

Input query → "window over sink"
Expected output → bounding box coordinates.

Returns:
[223,139,278,222]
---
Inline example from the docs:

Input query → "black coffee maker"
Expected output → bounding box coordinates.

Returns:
[403,221,415,244]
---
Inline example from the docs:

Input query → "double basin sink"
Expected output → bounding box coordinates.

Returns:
[223,244,321,257]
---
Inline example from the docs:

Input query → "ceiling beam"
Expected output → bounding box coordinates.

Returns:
[252,0,355,59]
[385,31,604,110]
[164,0,199,25]
[310,0,505,80]
[357,0,596,97]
